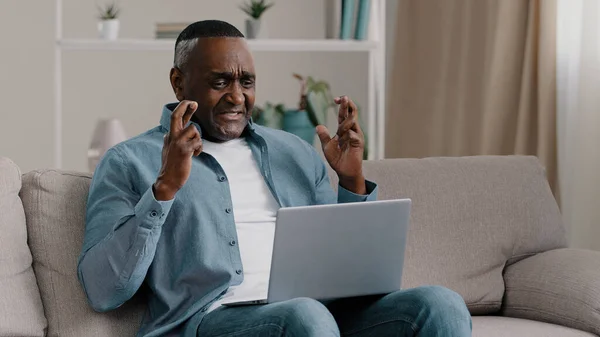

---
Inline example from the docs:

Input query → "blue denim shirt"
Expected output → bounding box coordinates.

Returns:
[78,103,378,337]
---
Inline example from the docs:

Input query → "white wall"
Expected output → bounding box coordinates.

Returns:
[0,1,56,172]
[1,0,385,173]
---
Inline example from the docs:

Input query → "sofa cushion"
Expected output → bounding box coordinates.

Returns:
[502,248,600,335]
[357,156,566,314]
[472,317,596,337]
[20,169,144,337]
[0,158,47,337]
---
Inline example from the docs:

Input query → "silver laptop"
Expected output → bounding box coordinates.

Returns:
[222,199,411,306]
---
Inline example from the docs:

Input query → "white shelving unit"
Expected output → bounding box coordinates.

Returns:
[54,0,386,168]
[58,38,379,52]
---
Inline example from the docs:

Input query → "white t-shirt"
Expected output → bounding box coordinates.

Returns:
[201,137,280,313]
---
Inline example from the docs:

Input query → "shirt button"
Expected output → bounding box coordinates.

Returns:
[218,176,226,182]
[225,208,232,214]
[229,240,236,246]
[150,210,158,217]
[236,269,242,275]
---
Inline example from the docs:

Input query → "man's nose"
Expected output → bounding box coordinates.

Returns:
[225,83,244,106]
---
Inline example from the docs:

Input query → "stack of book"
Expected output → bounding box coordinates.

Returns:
[325,0,377,41]
[155,23,190,39]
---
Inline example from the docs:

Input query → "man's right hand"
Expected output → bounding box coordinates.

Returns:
[153,100,202,201]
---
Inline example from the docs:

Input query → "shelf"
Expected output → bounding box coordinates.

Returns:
[57,38,379,52]
[53,0,387,166]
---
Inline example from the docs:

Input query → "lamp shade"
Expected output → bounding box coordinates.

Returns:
[88,118,127,172]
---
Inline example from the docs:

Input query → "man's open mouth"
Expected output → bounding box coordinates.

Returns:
[217,110,245,121]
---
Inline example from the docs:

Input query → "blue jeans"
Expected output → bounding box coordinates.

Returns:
[196,286,472,336]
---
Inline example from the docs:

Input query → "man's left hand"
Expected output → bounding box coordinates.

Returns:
[316,96,367,195]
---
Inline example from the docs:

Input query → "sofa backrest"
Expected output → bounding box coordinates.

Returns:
[14,155,566,336]
[20,169,145,337]
[0,158,47,337]
[362,156,566,314]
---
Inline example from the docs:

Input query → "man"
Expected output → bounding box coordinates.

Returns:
[78,20,471,337]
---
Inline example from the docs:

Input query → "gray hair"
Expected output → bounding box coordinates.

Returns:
[174,37,199,70]
[173,20,245,69]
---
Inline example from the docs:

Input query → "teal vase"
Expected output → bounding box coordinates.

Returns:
[282,110,316,145]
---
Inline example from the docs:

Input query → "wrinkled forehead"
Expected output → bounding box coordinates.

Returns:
[191,37,255,72]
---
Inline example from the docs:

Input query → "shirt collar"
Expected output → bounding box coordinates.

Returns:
[159,102,256,134]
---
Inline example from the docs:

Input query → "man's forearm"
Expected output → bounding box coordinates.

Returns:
[79,186,171,312]
[78,218,161,312]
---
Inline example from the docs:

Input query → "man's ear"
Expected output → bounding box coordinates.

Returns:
[170,67,185,101]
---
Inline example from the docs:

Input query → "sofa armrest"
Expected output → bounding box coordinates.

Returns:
[502,248,600,335]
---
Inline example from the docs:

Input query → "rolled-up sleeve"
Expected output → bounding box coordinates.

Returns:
[337,180,378,203]
[311,145,378,204]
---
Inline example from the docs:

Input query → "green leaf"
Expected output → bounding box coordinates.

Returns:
[241,0,273,19]
[306,91,331,126]
[98,2,120,19]
[326,91,336,106]
[274,104,286,115]
[304,99,321,127]
[310,82,329,93]
[240,5,249,15]
[254,102,286,129]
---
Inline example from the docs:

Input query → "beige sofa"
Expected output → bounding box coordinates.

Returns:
[1,155,599,337]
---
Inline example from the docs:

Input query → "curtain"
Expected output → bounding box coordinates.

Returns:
[557,0,600,250]
[386,0,557,192]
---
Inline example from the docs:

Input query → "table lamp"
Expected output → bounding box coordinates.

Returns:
[87,118,127,172]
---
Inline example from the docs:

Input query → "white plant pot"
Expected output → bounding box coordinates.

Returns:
[245,19,262,39]
[98,19,119,40]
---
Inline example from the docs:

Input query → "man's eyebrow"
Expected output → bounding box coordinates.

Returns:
[241,71,256,79]
[209,71,233,79]
[208,71,255,79]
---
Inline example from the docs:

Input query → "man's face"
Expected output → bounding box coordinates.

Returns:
[172,37,256,142]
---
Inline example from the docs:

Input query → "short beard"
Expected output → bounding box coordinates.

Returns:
[207,114,250,142]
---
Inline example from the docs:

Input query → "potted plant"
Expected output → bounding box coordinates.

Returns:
[290,73,370,158]
[252,102,285,129]
[252,74,369,158]
[273,74,330,145]
[293,73,334,126]
[240,0,273,39]
[97,2,120,40]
